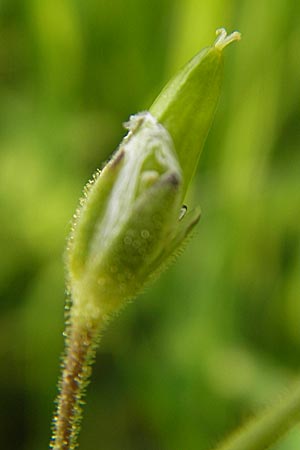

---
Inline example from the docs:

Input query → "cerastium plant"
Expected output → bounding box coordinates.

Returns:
[50,29,300,450]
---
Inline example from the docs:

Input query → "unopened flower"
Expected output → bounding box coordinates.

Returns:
[66,28,241,328]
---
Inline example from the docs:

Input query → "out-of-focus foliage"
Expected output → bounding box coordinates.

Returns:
[0,1,299,449]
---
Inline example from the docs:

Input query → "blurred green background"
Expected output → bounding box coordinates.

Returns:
[1,0,300,449]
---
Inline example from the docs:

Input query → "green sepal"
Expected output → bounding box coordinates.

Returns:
[67,152,125,279]
[90,171,182,308]
[147,206,201,282]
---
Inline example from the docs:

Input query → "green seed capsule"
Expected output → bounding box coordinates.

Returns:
[66,28,241,327]
[150,28,241,196]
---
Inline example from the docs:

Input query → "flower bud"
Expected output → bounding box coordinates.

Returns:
[66,29,241,327]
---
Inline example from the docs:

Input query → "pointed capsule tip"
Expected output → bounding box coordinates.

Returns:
[214,28,241,51]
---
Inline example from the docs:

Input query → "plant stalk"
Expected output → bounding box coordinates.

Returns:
[50,321,99,450]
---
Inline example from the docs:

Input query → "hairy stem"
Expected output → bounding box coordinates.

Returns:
[212,379,300,450]
[50,321,100,450]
